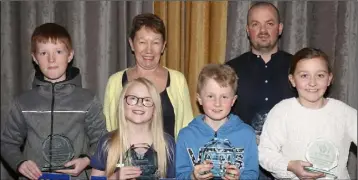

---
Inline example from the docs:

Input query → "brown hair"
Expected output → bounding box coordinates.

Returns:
[129,13,166,42]
[289,47,332,75]
[247,1,281,24]
[31,23,72,53]
[197,64,238,94]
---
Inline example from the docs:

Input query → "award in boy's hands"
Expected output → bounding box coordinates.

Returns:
[41,134,75,172]
[197,138,244,178]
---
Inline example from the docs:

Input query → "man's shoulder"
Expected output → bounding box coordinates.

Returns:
[278,50,292,55]
[226,52,252,66]
[278,50,293,58]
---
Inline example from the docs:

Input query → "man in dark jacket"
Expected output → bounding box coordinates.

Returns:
[226,2,295,179]
[1,23,107,180]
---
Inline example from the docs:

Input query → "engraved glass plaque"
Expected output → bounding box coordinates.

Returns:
[251,110,269,136]
[198,138,244,178]
[41,134,75,172]
[305,139,339,179]
[123,143,159,180]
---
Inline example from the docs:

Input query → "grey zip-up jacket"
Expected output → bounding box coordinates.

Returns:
[1,67,107,179]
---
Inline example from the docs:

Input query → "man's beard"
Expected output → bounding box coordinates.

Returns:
[249,33,279,53]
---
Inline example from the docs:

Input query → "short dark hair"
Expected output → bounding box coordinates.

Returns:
[31,23,72,53]
[247,1,281,24]
[129,13,166,42]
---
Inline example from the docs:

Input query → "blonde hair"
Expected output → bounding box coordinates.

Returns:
[105,77,170,178]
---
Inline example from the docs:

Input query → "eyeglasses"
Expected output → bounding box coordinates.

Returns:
[124,95,154,107]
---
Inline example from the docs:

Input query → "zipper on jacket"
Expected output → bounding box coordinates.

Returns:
[49,83,55,172]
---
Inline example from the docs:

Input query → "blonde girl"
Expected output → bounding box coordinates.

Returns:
[91,77,175,179]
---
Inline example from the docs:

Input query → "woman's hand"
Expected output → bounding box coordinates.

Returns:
[18,160,42,180]
[287,160,325,180]
[223,163,240,180]
[191,160,214,180]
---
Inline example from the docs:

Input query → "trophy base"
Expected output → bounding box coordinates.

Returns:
[137,176,159,180]
[41,165,75,172]
[304,167,337,179]
[91,176,107,180]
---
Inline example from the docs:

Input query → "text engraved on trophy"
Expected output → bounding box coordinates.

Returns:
[42,134,74,169]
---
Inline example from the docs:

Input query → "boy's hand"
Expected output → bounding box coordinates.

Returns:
[192,160,214,180]
[222,163,240,180]
[287,160,325,180]
[18,160,42,180]
[55,157,90,176]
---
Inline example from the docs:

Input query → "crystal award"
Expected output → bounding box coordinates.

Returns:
[305,139,339,179]
[198,138,244,178]
[123,143,159,180]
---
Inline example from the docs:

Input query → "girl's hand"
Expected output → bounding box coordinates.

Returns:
[191,160,214,180]
[288,160,325,179]
[18,160,42,180]
[108,166,141,180]
[223,163,240,180]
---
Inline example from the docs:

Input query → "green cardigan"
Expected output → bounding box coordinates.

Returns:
[103,67,194,138]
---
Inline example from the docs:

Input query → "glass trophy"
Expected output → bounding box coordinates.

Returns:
[305,139,339,179]
[123,143,159,180]
[198,138,244,178]
[251,110,269,136]
[41,134,75,172]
